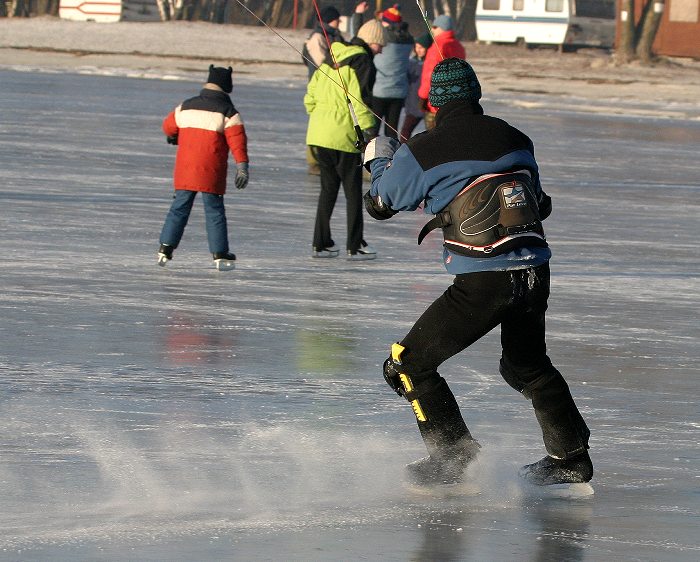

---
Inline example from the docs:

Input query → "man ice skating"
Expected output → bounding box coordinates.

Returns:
[158,65,249,271]
[362,58,593,488]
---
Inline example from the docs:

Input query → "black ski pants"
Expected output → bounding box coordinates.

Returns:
[398,263,590,459]
[311,146,363,253]
[371,97,404,140]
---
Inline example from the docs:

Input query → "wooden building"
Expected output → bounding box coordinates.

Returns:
[617,0,700,59]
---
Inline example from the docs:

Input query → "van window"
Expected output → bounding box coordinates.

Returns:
[574,0,615,18]
[513,0,524,9]
[483,0,501,9]
[545,0,564,11]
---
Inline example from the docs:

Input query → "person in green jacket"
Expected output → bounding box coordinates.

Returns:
[305,19,388,260]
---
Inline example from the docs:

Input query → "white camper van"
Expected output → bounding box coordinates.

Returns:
[475,0,616,50]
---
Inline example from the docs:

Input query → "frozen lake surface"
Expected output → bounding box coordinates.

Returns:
[1,69,699,560]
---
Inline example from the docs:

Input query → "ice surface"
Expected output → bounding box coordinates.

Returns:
[0,68,699,560]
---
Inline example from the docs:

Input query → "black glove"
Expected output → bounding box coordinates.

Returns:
[166,135,178,145]
[364,191,397,221]
[234,162,249,190]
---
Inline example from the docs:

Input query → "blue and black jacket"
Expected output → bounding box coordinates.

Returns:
[368,100,552,274]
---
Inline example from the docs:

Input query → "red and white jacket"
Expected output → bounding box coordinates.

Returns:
[163,87,248,195]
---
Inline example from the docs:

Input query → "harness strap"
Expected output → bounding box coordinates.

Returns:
[417,211,451,245]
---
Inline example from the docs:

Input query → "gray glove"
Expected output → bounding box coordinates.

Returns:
[234,162,249,190]
[363,136,400,171]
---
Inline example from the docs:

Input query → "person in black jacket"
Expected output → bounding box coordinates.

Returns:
[362,58,593,489]
[302,5,345,80]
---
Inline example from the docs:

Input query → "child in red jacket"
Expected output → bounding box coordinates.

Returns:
[417,15,466,131]
[158,65,249,271]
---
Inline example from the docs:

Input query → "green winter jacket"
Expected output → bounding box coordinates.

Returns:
[304,41,377,153]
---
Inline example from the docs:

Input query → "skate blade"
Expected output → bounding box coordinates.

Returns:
[157,254,169,267]
[405,481,480,498]
[523,481,594,499]
[214,259,236,271]
[312,251,339,258]
[347,253,377,261]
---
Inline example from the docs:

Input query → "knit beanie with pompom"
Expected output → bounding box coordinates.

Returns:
[382,4,401,24]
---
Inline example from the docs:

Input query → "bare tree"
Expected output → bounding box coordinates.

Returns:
[618,0,665,64]
[418,0,477,41]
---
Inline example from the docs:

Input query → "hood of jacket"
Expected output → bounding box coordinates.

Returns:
[322,40,370,68]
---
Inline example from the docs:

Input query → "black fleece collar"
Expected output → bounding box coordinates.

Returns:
[435,100,485,127]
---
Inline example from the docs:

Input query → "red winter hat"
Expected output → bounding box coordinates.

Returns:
[382,4,401,23]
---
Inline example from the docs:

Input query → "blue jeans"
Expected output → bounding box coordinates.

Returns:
[160,190,229,254]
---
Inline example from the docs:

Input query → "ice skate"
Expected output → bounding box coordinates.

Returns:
[406,438,481,487]
[347,240,377,261]
[406,454,470,486]
[157,244,173,267]
[404,447,481,497]
[519,452,594,497]
[213,251,236,271]
[312,243,340,258]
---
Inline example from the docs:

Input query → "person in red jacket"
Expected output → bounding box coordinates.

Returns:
[417,15,466,130]
[158,65,249,271]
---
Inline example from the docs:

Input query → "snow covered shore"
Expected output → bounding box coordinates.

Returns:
[2,15,700,117]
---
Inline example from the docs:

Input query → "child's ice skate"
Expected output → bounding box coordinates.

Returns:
[157,244,173,267]
[213,251,236,271]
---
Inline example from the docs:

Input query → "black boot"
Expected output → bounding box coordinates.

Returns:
[385,345,480,486]
[519,451,593,486]
[406,438,480,485]
[500,357,590,460]
[404,376,480,485]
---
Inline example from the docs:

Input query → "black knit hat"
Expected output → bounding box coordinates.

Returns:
[429,58,481,108]
[207,65,233,93]
[415,32,433,49]
[320,5,340,23]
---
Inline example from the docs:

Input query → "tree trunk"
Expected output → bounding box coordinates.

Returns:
[269,0,288,27]
[298,0,315,29]
[457,0,477,41]
[636,0,664,62]
[157,0,172,20]
[617,0,636,62]
[12,0,30,16]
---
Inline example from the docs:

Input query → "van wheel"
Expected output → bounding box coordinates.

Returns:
[515,37,526,49]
